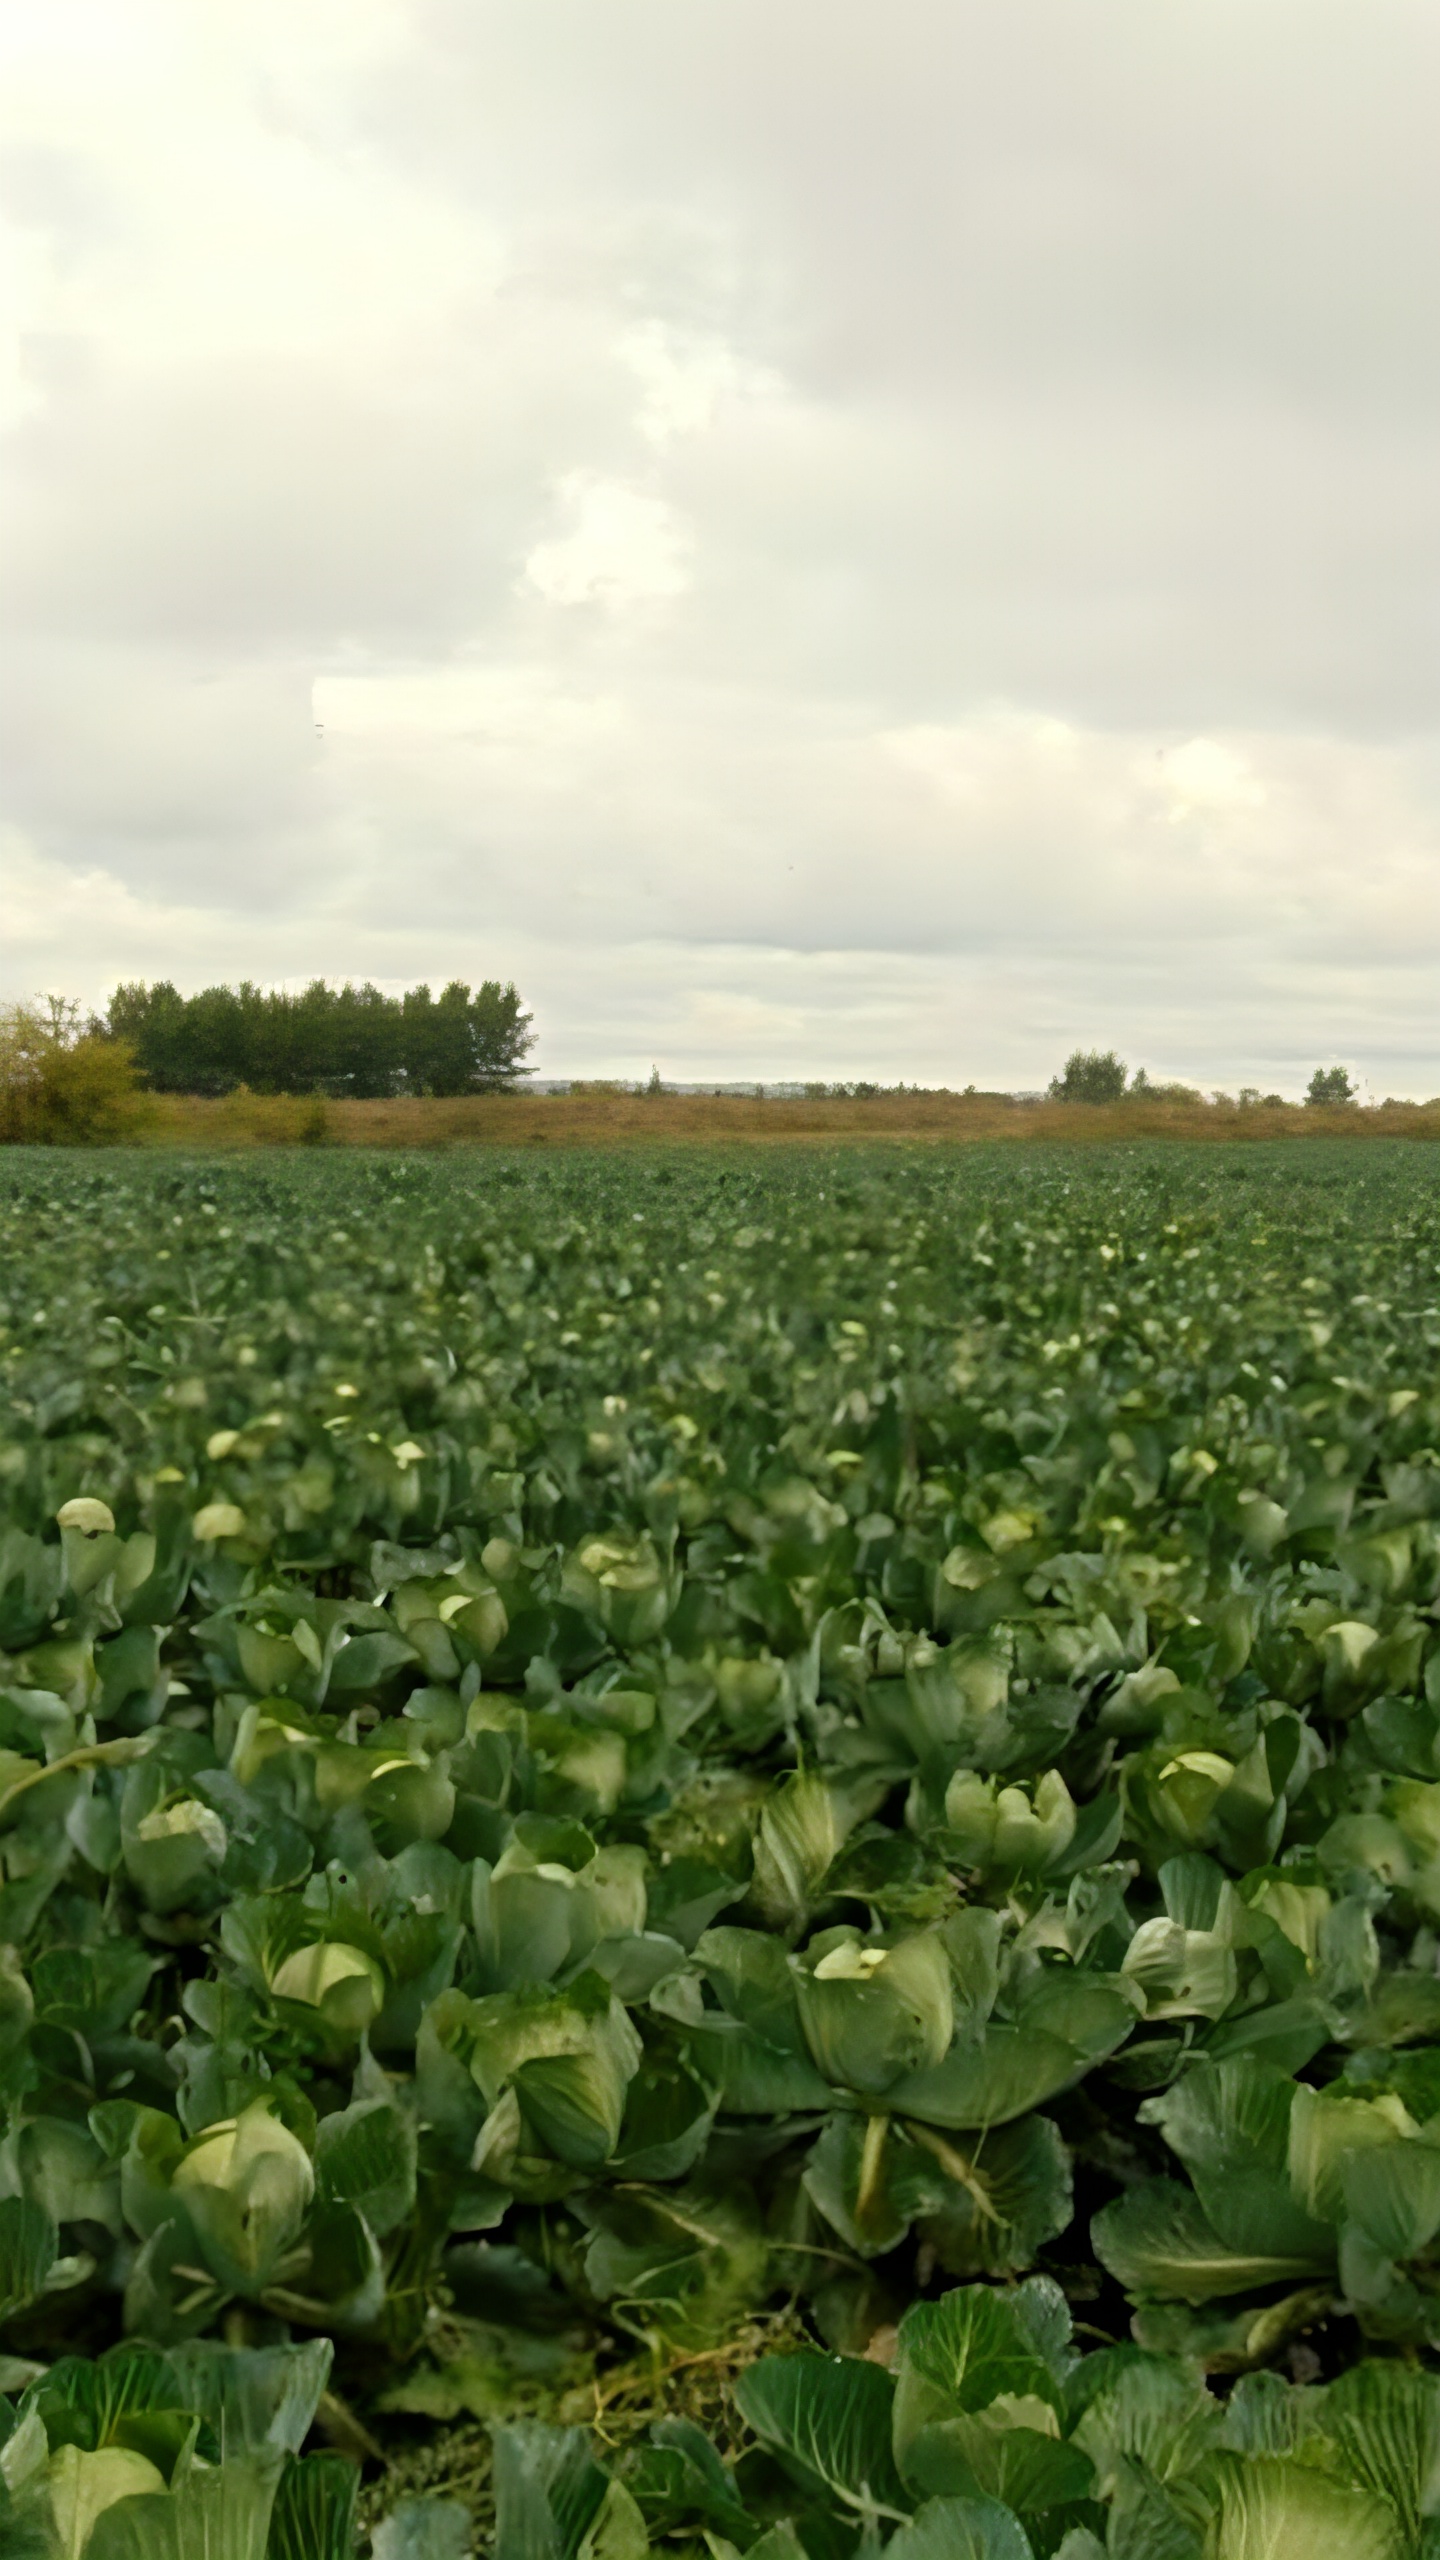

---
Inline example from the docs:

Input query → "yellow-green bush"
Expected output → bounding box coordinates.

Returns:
[0,1001,146,1143]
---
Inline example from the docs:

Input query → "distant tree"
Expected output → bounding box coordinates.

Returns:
[402,983,464,1095]
[285,980,336,1092]
[105,978,534,1096]
[1049,1048,1129,1103]
[402,980,533,1094]
[332,981,403,1097]
[1305,1065,1358,1108]
[469,981,535,1090]
[109,982,186,1091]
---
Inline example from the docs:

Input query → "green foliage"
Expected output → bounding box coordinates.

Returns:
[0,2339,327,2557]
[267,2453,360,2560]
[0,1003,144,1145]
[0,1138,1438,2551]
[1306,1066,1359,1108]
[535,2290,1438,2556]
[1048,1049,1129,1102]
[734,2351,910,2525]
[106,978,534,1097]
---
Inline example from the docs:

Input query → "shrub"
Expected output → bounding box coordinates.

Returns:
[0,1001,145,1144]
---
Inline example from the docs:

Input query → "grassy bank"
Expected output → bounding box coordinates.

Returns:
[136,1086,1440,1147]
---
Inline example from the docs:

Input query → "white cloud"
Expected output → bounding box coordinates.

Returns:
[313,665,620,748]
[520,473,693,609]
[619,319,777,446]
[1156,738,1267,824]
[0,0,486,421]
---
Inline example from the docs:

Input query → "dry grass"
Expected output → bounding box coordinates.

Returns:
[139,1089,1440,1150]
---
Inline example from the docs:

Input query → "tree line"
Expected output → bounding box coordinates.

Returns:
[105,979,534,1096]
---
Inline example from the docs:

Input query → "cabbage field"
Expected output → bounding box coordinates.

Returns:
[2,1138,1440,2559]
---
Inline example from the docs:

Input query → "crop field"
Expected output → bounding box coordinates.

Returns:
[1,1138,1440,2558]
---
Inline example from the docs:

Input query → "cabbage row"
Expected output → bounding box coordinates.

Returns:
[0,1139,1439,2558]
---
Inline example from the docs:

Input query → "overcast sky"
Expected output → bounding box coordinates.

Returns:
[3,0,1439,1090]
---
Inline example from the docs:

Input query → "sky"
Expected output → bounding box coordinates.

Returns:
[3,0,1439,1093]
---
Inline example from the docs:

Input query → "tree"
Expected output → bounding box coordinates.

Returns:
[331,981,403,1097]
[1305,1065,1358,1108]
[469,980,535,1090]
[108,982,189,1091]
[401,981,495,1095]
[103,977,535,1096]
[1049,1049,1129,1103]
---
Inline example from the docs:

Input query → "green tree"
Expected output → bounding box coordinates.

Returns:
[105,977,534,1096]
[401,983,473,1095]
[1049,1048,1129,1103]
[332,982,402,1097]
[469,980,535,1089]
[404,980,535,1095]
[1305,1065,1358,1108]
[434,981,481,1096]
[185,985,249,1093]
[108,982,188,1090]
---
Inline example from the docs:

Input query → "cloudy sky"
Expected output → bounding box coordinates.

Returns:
[3,0,1439,1091]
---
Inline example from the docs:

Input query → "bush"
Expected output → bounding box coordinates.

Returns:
[1128,1067,1204,1102]
[0,1001,145,1144]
